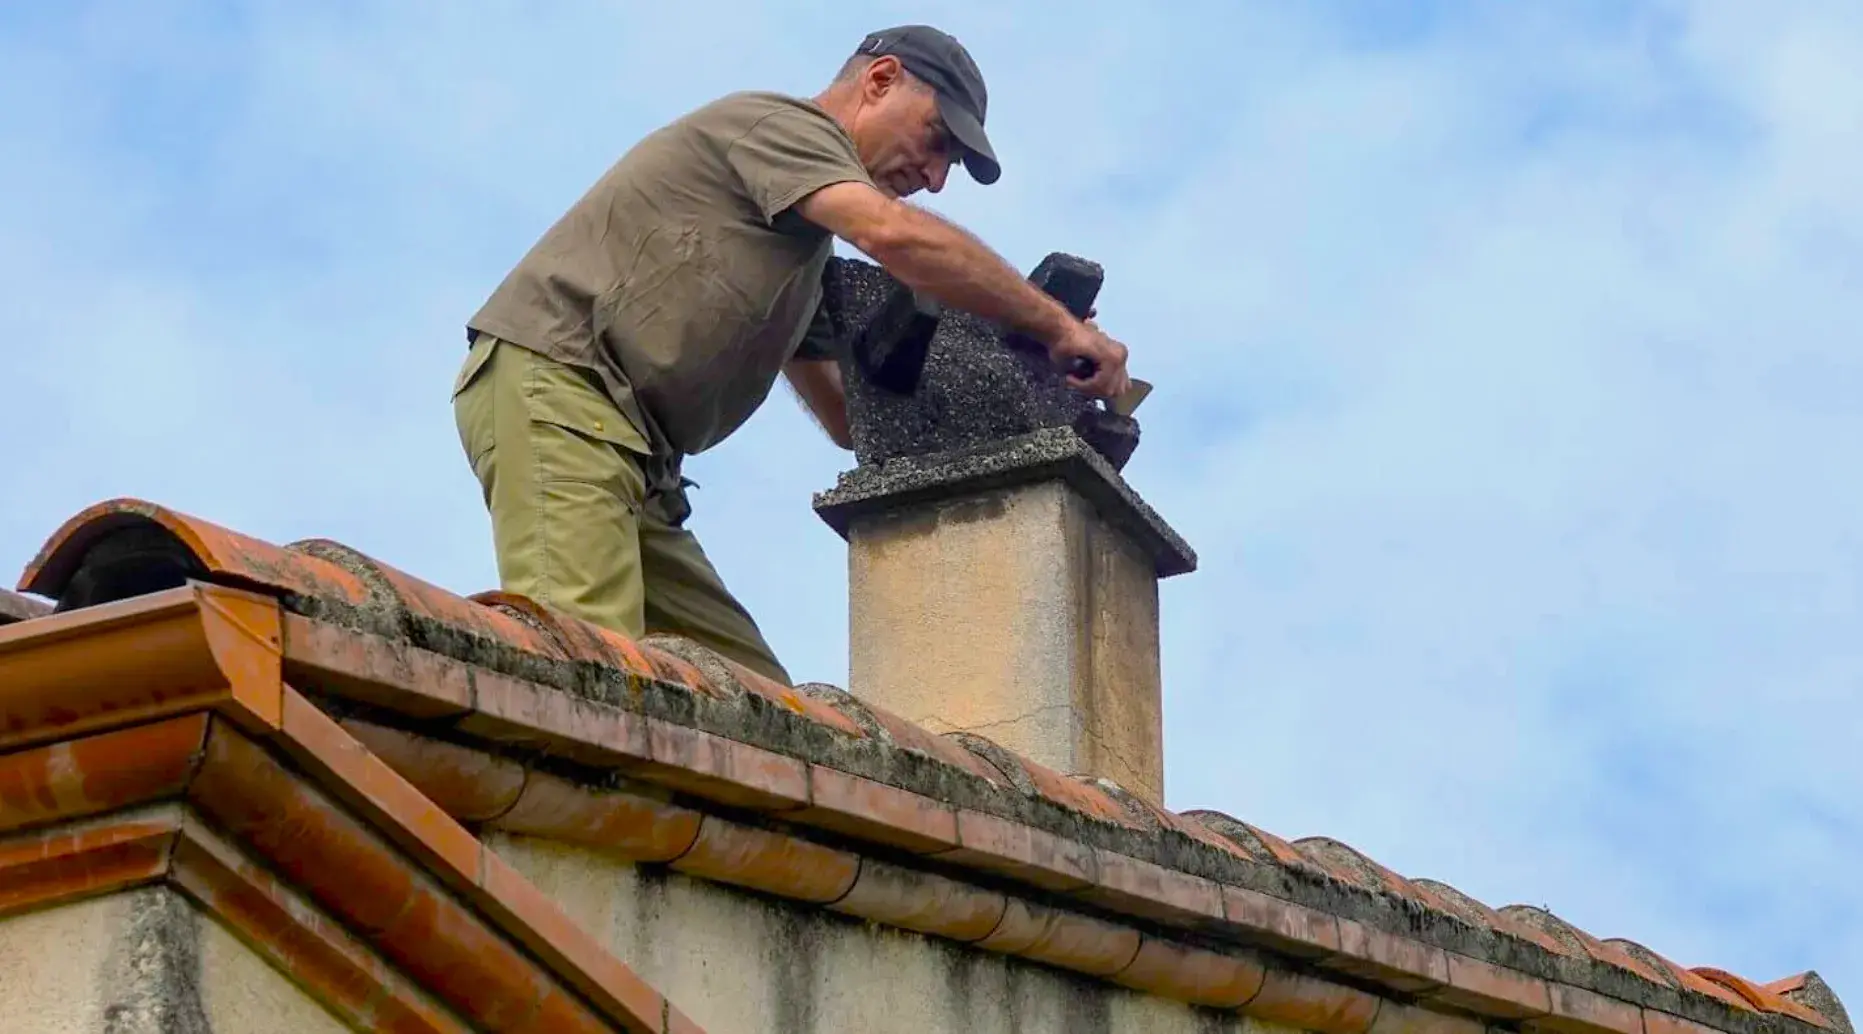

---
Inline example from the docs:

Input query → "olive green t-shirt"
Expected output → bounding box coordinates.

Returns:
[466,91,875,457]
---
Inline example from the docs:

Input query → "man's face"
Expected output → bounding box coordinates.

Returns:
[848,58,956,199]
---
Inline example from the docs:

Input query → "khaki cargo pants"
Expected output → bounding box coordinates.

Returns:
[452,333,790,684]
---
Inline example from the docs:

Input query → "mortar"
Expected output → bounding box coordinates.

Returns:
[818,252,1141,471]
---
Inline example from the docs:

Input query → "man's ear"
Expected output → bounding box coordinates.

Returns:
[864,55,906,98]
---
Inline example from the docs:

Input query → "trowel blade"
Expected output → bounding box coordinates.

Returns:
[1108,379,1152,417]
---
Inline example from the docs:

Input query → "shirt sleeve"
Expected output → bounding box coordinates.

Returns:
[726,105,876,225]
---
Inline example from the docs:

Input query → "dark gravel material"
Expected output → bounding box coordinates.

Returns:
[819,254,1141,471]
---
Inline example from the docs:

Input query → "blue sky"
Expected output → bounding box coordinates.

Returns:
[4,0,1859,1007]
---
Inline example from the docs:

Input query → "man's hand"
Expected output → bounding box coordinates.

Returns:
[1052,319,1131,398]
[793,181,1136,398]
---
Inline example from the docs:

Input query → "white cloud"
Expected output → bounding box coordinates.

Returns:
[2,0,1858,1003]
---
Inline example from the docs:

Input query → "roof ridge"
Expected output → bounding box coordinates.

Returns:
[12,497,1842,1034]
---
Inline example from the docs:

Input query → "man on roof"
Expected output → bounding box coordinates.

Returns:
[453,24,1132,684]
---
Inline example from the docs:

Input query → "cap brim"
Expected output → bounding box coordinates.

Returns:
[936,94,1000,185]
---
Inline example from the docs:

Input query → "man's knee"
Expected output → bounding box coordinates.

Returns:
[640,522,791,685]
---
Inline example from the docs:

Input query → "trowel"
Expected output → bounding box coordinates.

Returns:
[1064,356,1151,416]
[1108,378,1152,416]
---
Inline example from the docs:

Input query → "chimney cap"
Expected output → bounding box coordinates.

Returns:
[813,425,1197,578]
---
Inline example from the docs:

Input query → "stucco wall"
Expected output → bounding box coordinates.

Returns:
[846,478,1167,805]
[492,831,1310,1034]
[0,887,351,1034]
[197,911,354,1034]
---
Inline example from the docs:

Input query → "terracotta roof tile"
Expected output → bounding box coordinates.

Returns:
[1505,905,1676,985]
[796,683,1007,784]
[471,590,660,679]
[1613,940,1767,1014]
[1294,836,1470,919]
[12,497,1844,1034]
[0,678,683,1033]
[1180,807,1320,871]
[1110,937,1266,1010]
[1767,974,1854,1032]
[949,734,1135,826]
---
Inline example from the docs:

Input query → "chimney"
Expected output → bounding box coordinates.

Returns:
[814,254,1196,806]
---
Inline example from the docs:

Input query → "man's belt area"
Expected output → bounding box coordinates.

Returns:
[640,451,698,529]
[565,363,698,529]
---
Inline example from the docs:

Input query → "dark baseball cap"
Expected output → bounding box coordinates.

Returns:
[854,25,1000,185]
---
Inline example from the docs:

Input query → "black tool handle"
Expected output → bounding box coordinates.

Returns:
[852,282,942,393]
[1028,254,1104,319]
[1011,253,1106,384]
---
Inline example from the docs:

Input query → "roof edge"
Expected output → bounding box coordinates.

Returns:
[0,588,700,1033]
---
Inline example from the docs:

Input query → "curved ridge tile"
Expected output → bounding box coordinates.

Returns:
[1291,837,1460,916]
[1080,779,1171,832]
[1691,967,1771,1009]
[1694,967,1820,1019]
[1009,760,1132,826]
[798,690,1004,784]
[1606,939,1757,1013]
[940,734,1136,827]
[1088,782,1265,868]
[22,498,373,608]
[712,656,868,736]
[1405,883,1571,959]
[720,655,818,717]
[284,538,405,612]
[636,634,743,701]
[1767,973,1849,1031]
[947,732,1037,795]
[469,593,556,642]
[290,538,562,658]
[1290,837,1384,892]
[1289,838,1469,921]
[1603,938,1667,974]
[1498,905,1670,983]
[1769,974,1816,995]
[1178,810,1312,870]
[632,634,862,737]
[1424,884,1613,968]
[469,591,660,682]
[1484,903,1589,959]
[794,683,885,738]
[620,635,719,698]
[1406,878,1500,928]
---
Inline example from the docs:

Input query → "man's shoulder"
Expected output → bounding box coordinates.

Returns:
[678,91,848,143]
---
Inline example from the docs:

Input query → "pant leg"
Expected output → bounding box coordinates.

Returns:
[637,506,793,685]
[452,334,791,684]
[452,334,652,633]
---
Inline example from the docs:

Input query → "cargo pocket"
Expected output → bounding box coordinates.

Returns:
[452,334,502,475]
[521,358,652,512]
[453,332,498,399]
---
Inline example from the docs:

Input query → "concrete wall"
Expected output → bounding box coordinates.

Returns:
[493,831,1309,1034]
[0,887,351,1034]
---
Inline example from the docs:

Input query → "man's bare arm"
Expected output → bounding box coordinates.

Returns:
[783,357,852,450]
[794,181,1129,397]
